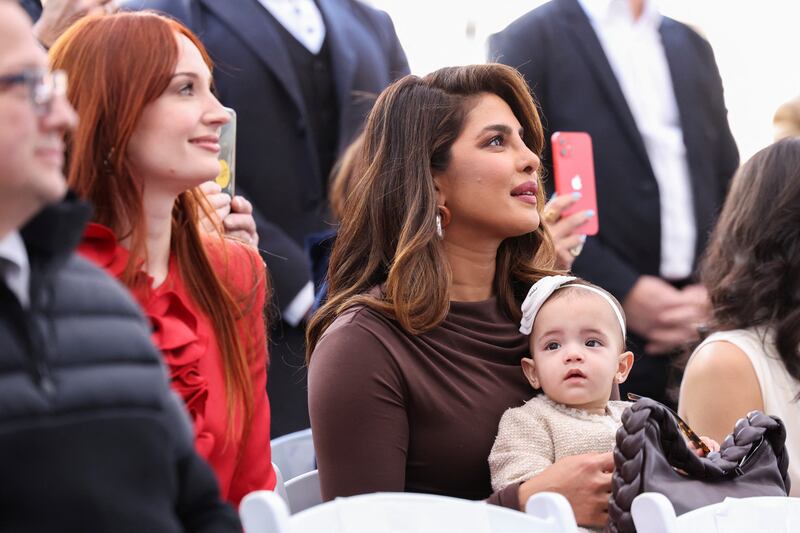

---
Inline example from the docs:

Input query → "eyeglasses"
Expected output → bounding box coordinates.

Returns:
[0,69,68,116]
[627,393,711,455]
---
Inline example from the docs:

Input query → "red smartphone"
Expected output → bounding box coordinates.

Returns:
[551,131,599,235]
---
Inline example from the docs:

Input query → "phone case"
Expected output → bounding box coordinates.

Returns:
[551,131,599,235]
[215,107,236,197]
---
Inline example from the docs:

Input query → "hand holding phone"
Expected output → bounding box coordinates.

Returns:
[551,131,598,236]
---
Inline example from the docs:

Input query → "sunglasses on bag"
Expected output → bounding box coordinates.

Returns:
[627,393,711,455]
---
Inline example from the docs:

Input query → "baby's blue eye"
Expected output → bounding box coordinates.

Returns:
[545,342,560,350]
[585,339,602,347]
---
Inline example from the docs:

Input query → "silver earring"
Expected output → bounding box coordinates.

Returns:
[436,213,443,238]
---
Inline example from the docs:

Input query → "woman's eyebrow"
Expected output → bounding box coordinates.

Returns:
[170,72,200,80]
[478,124,525,137]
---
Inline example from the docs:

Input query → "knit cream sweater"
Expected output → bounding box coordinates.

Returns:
[489,395,630,490]
[489,395,631,532]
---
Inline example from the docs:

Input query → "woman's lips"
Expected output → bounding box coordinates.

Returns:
[189,136,221,153]
[510,181,538,205]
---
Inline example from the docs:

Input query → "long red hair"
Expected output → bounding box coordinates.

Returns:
[49,12,257,437]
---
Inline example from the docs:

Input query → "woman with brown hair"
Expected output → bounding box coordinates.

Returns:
[678,137,800,496]
[307,64,615,527]
[49,12,275,505]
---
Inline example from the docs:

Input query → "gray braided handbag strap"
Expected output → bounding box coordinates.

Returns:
[606,398,789,533]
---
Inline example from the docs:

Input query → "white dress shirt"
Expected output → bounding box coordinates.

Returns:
[258,0,326,54]
[578,0,697,279]
[0,231,31,308]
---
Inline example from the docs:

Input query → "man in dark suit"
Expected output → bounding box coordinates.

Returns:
[490,0,739,405]
[125,0,409,435]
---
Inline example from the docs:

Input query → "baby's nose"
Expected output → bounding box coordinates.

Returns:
[564,350,584,363]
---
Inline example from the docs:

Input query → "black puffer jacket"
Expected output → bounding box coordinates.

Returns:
[0,196,240,533]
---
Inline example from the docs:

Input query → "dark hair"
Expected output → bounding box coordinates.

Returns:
[306,64,559,360]
[700,137,800,392]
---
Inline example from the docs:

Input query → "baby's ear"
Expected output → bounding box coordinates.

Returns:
[615,351,635,384]
[521,357,540,389]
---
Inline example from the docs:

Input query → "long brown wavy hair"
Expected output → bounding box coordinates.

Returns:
[700,137,800,394]
[307,64,558,360]
[49,12,257,435]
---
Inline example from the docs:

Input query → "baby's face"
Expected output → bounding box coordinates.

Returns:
[524,291,628,413]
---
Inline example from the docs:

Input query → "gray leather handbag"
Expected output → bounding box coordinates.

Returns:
[607,397,791,533]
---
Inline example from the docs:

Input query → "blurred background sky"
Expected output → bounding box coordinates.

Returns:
[366,0,800,162]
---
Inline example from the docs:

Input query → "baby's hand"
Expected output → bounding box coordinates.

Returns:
[690,436,720,457]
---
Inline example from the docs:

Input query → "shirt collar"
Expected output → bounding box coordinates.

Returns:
[0,231,29,273]
[0,230,31,308]
[578,0,661,30]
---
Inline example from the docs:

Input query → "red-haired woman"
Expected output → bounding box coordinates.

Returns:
[49,12,275,506]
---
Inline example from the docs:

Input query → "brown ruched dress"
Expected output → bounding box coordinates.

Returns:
[308,296,532,510]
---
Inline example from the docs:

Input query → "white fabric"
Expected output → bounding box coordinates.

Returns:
[519,276,625,338]
[258,0,326,54]
[283,281,314,327]
[690,328,800,497]
[0,231,30,308]
[578,0,697,279]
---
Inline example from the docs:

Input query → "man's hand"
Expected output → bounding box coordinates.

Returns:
[624,277,709,354]
[519,452,613,527]
[33,0,117,48]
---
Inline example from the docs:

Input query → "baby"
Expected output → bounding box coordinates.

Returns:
[489,275,716,531]
[489,275,633,500]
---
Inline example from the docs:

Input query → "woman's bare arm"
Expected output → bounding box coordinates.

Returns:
[678,341,764,443]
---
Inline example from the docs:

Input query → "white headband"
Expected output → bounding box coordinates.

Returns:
[519,275,626,337]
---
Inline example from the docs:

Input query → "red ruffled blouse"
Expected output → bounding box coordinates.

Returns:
[78,223,276,506]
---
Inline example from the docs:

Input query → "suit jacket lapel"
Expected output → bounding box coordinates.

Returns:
[199,0,308,118]
[317,0,357,146]
[559,0,652,174]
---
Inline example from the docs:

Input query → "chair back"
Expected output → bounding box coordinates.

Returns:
[271,428,315,480]
[240,490,290,533]
[632,492,800,532]
[285,469,322,514]
[271,462,288,505]
[240,491,578,532]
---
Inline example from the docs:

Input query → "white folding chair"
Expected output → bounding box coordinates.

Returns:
[271,462,288,505]
[240,490,579,533]
[240,490,289,533]
[284,469,322,514]
[270,428,315,481]
[632,492,800,533]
